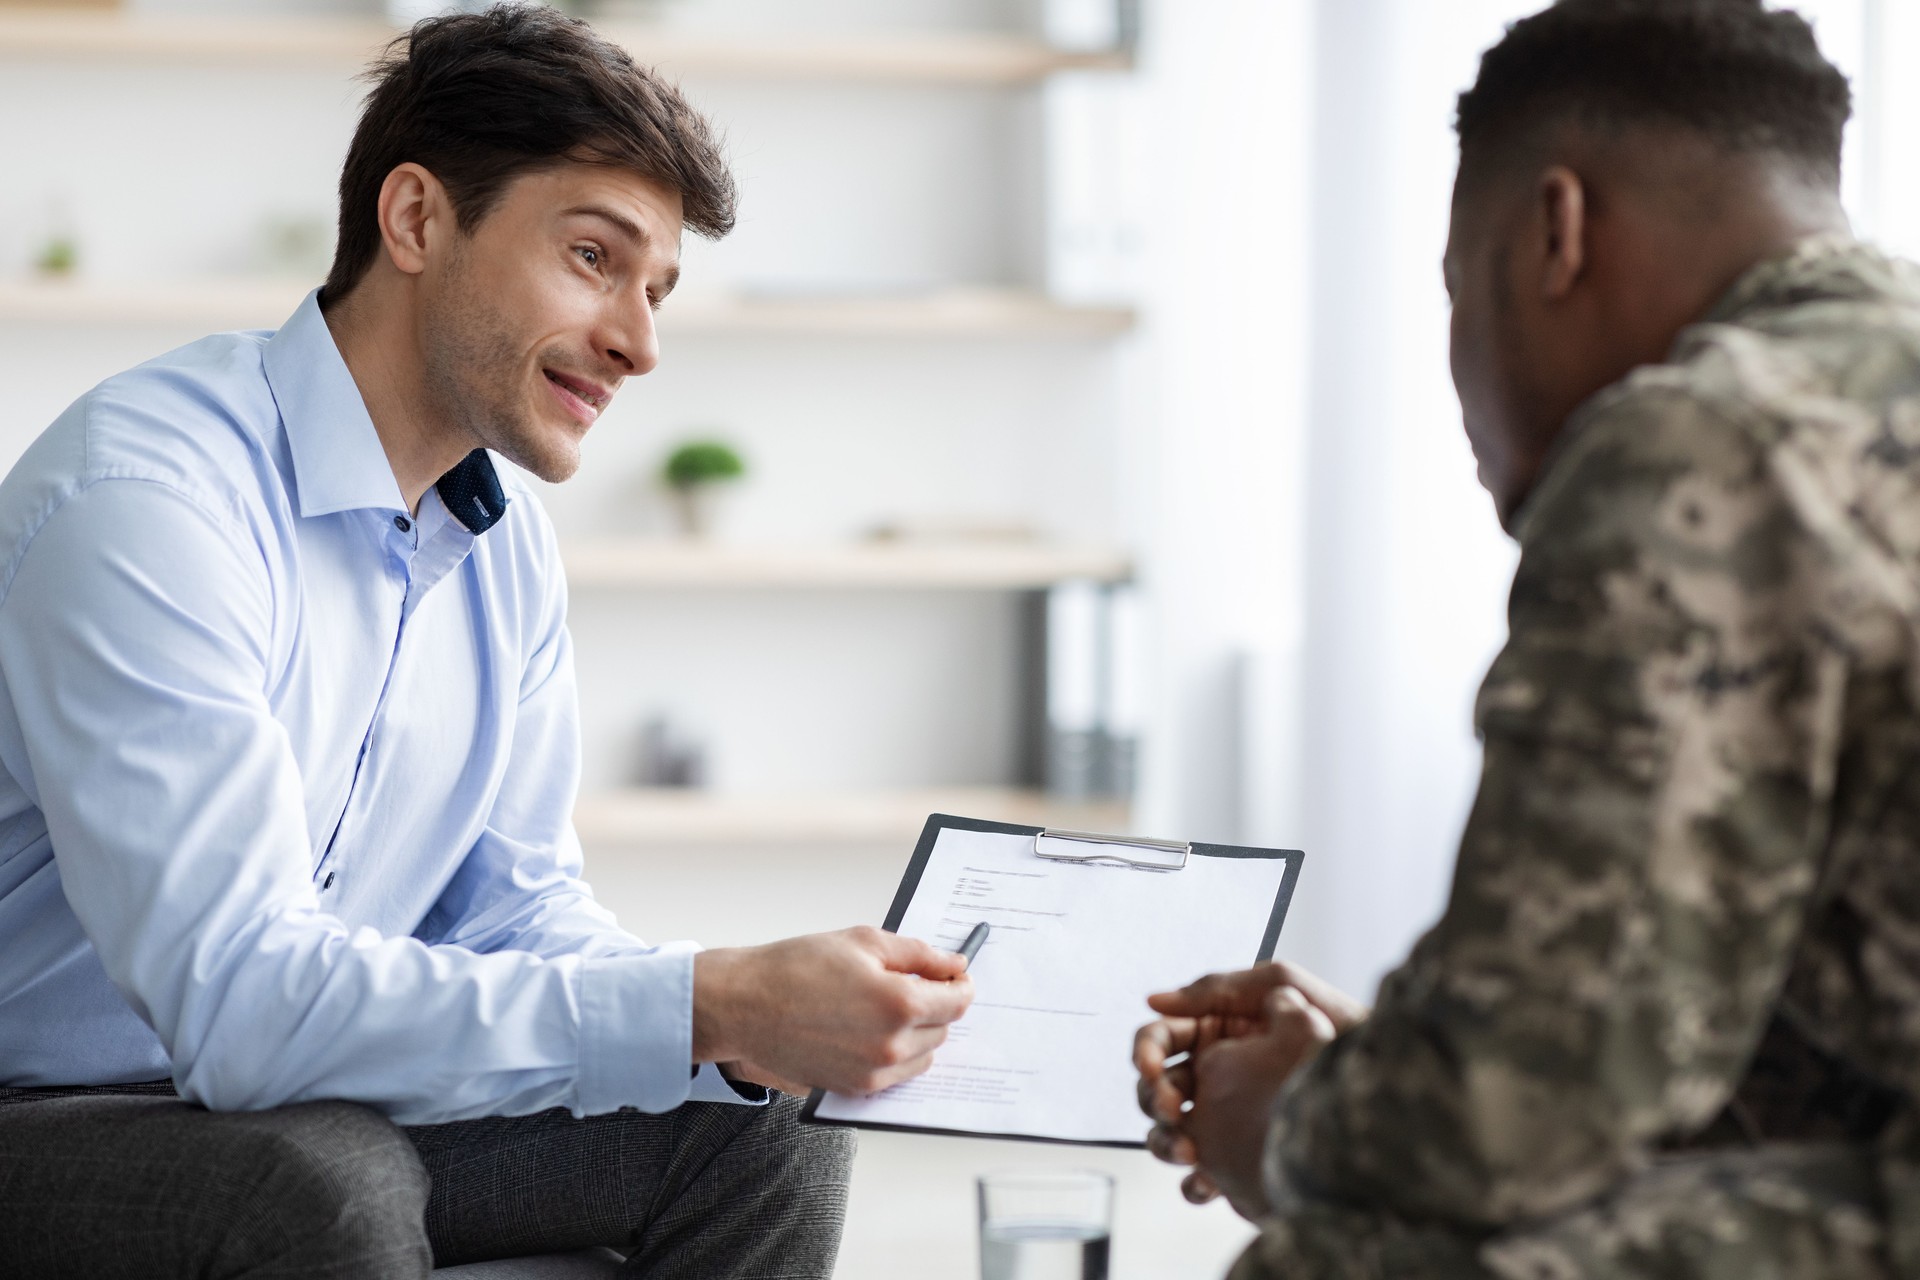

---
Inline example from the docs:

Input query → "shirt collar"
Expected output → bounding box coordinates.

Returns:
[263,289,409,520]
[262,289,509,535]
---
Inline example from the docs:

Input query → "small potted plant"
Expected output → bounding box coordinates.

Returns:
[33,235,77,279]
[661,439,745,538]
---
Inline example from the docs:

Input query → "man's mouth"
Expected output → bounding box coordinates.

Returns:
[542,369,612,425]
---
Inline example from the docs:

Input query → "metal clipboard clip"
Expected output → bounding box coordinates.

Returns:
[1034,828,1192,872]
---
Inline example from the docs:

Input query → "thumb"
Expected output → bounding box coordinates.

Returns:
[872,931,969,981]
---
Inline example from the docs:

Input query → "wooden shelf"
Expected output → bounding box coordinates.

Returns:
[563,539,1131,591]
[0,279,1135,339]
[677,291,1137,338]
[575,787,1131,846]
[0,11,1130,83]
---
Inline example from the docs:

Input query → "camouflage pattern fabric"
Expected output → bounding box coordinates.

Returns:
[1232,1143,1885,1279]
[1237,237,1920,1279]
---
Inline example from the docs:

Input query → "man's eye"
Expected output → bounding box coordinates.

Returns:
[578,246,601,268]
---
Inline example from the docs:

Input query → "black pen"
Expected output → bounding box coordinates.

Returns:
[956,921,990,968]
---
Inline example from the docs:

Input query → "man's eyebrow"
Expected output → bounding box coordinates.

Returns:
[563,203,681,296]
[562,203,648,245]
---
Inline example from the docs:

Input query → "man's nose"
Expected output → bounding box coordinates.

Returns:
[600,298,659,378]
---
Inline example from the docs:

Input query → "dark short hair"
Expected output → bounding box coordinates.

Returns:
[322,3,735,305]
[1455,0,1851,187]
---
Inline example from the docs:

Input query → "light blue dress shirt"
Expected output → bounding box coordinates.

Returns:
[0,291,750,1123]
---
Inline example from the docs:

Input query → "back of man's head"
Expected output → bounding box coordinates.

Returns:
[323,2,735,308]
[1455,0,1851,192]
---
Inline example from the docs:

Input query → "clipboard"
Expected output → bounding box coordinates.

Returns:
[800,813,1304,1148]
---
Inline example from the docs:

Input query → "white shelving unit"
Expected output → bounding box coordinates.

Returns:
[0,9,1130,82]
[0,278,1135,338]
[0,3,1140,846]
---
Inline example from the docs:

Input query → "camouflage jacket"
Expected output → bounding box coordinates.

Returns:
[1264,236,1920,1270]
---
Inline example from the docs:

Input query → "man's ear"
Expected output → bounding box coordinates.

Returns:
[1536,166,1587,301]
[375,162,448,279]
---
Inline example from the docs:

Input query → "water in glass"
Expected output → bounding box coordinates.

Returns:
[979,1221,1111,1280]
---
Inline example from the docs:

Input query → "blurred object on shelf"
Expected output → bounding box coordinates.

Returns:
[1045,72,1145,305]
[863,518,1044,546]
[1046,580,1102,799]
[1043,580,1139,801]
[31,235,76,278]
[635,715,707,789]
[1043,0,1139,53]
[31,198,77,279]
[660,438,745,539]
[1101,584,1142,797]
[256,213,333,281]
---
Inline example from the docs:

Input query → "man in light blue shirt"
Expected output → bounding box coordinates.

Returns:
[0,8,972,1278]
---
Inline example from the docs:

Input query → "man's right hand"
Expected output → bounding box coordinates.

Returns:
[692,926,974,1096]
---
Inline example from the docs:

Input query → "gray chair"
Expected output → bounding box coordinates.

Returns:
[434,1247,626,1278]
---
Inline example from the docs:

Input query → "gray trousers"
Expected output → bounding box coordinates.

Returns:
[0,1082,855,1279]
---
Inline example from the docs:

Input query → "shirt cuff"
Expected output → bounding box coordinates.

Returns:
[689,1062,771,1106]
[575,944,699,1116]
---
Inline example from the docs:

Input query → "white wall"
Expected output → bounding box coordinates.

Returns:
[1163,0,1527,998]
[1122,0,1314,852]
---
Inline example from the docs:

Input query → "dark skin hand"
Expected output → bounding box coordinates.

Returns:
[1133,963,1368,1219]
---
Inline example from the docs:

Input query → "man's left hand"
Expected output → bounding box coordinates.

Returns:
[1138,985,1339,1221]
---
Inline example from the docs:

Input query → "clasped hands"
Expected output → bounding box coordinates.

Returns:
[1132,962,1367,1221]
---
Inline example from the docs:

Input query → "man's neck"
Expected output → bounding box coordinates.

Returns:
[320,280,470,515]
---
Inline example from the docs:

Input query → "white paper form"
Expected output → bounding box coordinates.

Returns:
[811,825,1294,1145]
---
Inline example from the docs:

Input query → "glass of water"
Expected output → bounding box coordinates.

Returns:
[977,1169,1114,1280]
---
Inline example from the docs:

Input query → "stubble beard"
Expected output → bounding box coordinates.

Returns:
[421,262,586,486]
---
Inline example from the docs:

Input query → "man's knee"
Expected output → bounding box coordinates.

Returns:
[669,1093,853,1223]
[218,1100,431,1276]
[751,1093,855,1189]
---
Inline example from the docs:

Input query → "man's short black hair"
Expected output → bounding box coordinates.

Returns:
[324,3,735,306]
[1455,0,1852,187]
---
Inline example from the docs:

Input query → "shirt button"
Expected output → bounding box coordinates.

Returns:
[394,515,412,533]
[322,871,337,890]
